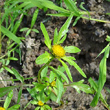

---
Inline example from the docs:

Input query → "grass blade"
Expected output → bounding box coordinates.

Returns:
[1,26,21,44]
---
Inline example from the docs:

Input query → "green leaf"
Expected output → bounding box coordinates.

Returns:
[70,80,93,94]
[58,13,73,43]
[1,26,21,44]
[49,91,57,102]
[56,78,64,103]
[32,29,39,33]
[35,107,40,110]
[73,16,81,26]
[96,44,109,59]
[58,34,67,44]
[64,46,81,53]
[13,14,24,34]
[53,28,58,45]
[26,29,31,36]
[17,87,22,103]
[88,78,109,108]
[62,56,86,78]
[64,0,80,15]
[88,78,97,92]
[35,51,51,65]
[9,57,18,61]
[90,47,109,107]
[41,66,48,79]
[20,27,29,32]
[31,8,39,28]
[62,56,76,60]
[30,100,38,105]
[40,22,51,49]
[49,71,55,83]
[106,35,110,42]
[49,66,69,84]
[4,90,13,109]
[41,107,44,110]
[7,104,20,110]
[12,68,24,83]
[0,86,18,97]
[4,67,14,74]
[44,105,52,110]
[47,13,69,17]
[31,0,68,13]
[59,59,73,82]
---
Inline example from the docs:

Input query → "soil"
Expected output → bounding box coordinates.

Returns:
[1,0,110,110]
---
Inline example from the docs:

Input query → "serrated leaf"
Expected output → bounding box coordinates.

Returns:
[40,22,51,49]
[35,51,51,65]
[64,46,81,53]
[56,78,64,103]
[59,59,73,82]
[62,56,86,78]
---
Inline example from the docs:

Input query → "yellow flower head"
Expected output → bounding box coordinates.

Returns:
[38,101,44,106]
[51,81,56,87]
[52,45,65,58]
[0,107,5,110]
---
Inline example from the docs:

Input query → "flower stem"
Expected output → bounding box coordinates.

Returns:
[38,57,54,83]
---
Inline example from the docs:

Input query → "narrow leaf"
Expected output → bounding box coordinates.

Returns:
[56,78,64,103]
[53,28,58,45]
[49,66,69,84]
[20,27,29,32]
[1,26,21,44]
[40,22,51,49]
[31,8,39,28]
[58,13,73,42]
[4,67,14,74]
[12,68,24,83]
[90,48,108,107]
[17,87,22,103]
[4,90,13,109]
[62,56,86,78]
[59,59,73,82]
